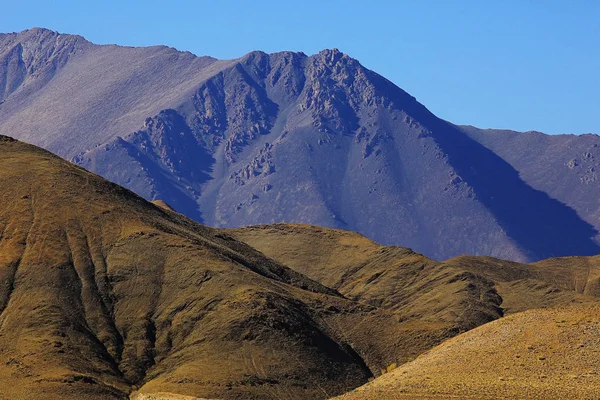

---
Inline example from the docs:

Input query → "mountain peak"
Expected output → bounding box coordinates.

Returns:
[14,27,87,43]
[23,26,57,34]
[314,47,353,64]
[318,47,344,56]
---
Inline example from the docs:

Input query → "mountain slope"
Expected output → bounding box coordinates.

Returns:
[0,28,227,157]
[228,224,600,366]
[2,28,600,262]
[444,254,600,314]
[228,224,598,312]
[0,135,430,400]
[462,126,600,244]
[0,135,598,399]
[227,224,503,324]
[335,305,600,400]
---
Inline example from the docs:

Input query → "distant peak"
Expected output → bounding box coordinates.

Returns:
[312,48,358,68]
[237,49,353,66]
[243,50,269,58]
[13,27,89,45]
[317,48,347,58]
[18,27,61,38]
[319,48,343,56]
[24,27,57,34]
[239,50,270,65]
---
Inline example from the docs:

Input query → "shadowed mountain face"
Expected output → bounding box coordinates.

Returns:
[2,28,600,262]
[392,100,600,260]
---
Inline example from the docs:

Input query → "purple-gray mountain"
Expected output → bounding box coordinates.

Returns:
[1,27,599,262]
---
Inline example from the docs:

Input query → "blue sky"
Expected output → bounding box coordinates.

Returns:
[1,0,599,134]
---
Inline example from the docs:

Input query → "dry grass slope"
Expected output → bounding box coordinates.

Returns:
[335,305,600,400]
[130,392,213,400]
[230,224,600,315]
[229,225,503,363]
[0,137,420,400]
[230,225,600,399]
[229,224,600,365]
[443,255,599,313]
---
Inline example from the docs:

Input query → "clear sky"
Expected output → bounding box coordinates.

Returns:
[1,0,599,134]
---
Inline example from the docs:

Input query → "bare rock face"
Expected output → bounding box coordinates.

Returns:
[2,28,600,262]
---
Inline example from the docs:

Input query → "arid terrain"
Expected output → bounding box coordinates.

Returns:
[335,305,600,400]
[229,224,600,399]
[0,7,598,399]
[0,131,504,399]
[0,136,413,399]
[130,393,211,400]
[229,223,600,317]
[0,137,598,399]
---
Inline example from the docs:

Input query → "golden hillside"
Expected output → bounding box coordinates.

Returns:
[229,224,598,317]
[0,136,412,400]
[2,135,600,400]
[228,224,512,362]
[335,305,600,400]
[228,224,598,365]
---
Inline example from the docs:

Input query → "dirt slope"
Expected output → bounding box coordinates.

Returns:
[335,305,600,400]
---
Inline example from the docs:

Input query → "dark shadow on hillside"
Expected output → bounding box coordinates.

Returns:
[120,140,209,223]
[79,109,216,224]
[431,122,600,260]
[367,70,600,261]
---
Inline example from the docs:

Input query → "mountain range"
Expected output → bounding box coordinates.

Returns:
[1,27,599,263]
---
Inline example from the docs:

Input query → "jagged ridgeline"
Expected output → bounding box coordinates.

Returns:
[2,28,600,263]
